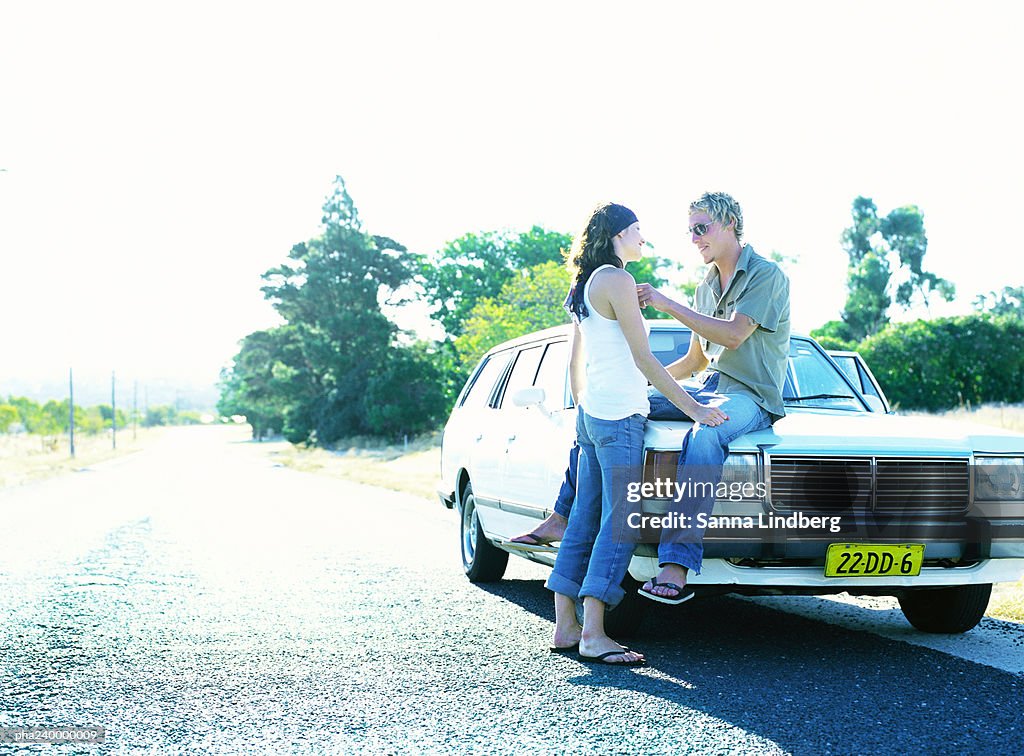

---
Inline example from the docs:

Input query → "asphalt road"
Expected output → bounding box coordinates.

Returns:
[2,426,1022,755]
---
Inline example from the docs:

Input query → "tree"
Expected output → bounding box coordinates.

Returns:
[974,285,1024,319]
[454,261,572,371]
[836,197,955,341]
[218,327,310,440]
[0,404,18,433]
[258,177,417,444]
[419,227,571,338]
[363,341,450,437]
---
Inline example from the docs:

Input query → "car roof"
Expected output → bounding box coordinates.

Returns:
[481,320,811,358]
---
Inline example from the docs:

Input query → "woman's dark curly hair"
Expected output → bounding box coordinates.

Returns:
[565,202,634,321]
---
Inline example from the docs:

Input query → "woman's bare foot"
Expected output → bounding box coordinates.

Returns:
[579,633,645,665]
[550,622,582,651]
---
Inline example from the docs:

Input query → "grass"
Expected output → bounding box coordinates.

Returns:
[989,579,1024,622]
[903,402,1024,433]
[265,430,442,501]
[0,427,163,490]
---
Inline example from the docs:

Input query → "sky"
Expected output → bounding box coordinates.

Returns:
[1,0,1021,404]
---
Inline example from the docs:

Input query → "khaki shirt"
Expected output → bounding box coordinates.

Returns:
[694,244,791,421]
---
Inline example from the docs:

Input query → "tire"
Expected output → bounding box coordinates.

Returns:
[898,584,992,634]
[459,482,508,583]
[601,574,649,638]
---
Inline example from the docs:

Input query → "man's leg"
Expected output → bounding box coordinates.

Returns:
[642,393,770,601]
[510,440,578,545]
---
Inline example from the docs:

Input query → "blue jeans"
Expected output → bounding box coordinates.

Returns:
[647,372,720,420]
[545,409,647,607]
[552,442,579,519]
[550,374,718,518]
[657,390,771,573]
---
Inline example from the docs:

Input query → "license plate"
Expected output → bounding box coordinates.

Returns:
[824,543,924,577]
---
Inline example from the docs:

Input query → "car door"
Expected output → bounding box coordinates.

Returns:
[456,349,514,511]
[499,340,575,530]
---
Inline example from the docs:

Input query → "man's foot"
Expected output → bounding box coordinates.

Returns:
[640,565,693,605]
[510,512,567,546]
[638,578,695,605]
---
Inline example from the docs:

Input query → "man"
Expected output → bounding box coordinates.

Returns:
[513,192,790,606]
[636,191,790,602]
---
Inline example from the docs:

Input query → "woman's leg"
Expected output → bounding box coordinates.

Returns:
[545,411,602,647]
[577,413,647,663]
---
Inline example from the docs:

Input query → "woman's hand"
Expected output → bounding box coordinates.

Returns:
[689,402,729,427]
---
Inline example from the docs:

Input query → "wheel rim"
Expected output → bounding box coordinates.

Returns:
[462,495,477,566]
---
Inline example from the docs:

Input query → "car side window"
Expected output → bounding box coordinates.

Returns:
[499,345,545,408]
[460,351,513,410]
[856,362,882,400]
[534,341,570,409]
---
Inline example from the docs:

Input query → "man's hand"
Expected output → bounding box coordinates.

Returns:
[636,283,673,312]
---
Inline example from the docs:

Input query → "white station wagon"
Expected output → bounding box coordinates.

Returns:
[439,322,1024,635]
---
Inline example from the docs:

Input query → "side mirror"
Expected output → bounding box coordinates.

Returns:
[511,387,546,408]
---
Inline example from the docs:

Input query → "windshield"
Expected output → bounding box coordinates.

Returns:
[645,327,866,411]
[784,339,865,411]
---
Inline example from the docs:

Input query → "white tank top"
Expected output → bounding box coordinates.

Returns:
[578,265,650,420]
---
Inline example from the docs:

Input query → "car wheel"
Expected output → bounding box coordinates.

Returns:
[460,482,508,583]
[897,583,992,633]
[601,574,649,638]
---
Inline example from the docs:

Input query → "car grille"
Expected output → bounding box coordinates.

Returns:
[767,456,970,515]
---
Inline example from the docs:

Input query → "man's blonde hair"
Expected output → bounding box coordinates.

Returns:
[690,192,744,241]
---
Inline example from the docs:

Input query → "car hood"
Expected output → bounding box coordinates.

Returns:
[646,409,1024,456]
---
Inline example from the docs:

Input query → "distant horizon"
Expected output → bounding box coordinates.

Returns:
[0,373,219,412]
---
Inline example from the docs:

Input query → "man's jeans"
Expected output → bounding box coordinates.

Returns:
[546,409,646,608]
[649,376,772,573]
[552,442,579,520]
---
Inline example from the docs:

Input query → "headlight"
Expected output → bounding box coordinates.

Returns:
[975,457,1024,501]
[641,450,762,500]
[721,453,762,499]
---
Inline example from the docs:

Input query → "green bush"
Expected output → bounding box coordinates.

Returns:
[859,314,1024,411]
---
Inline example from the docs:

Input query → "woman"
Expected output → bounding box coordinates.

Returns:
[546,202,727,666]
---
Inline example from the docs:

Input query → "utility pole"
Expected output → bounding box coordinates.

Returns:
[111,371,116,450]
[69,368,75,458]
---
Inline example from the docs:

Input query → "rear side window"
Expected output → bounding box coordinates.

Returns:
[500,346,545,408]
[460,351,513,409]
[534,341,570,409]
[856,362,883,400]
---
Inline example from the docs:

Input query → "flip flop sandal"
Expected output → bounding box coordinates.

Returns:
[578,649,647,666]
[548,643,579,654]
[638,578,696,605]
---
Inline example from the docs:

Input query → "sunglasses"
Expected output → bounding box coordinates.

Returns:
[688,222,714,237]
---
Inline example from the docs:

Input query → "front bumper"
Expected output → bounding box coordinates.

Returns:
[627,556,1024,589]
